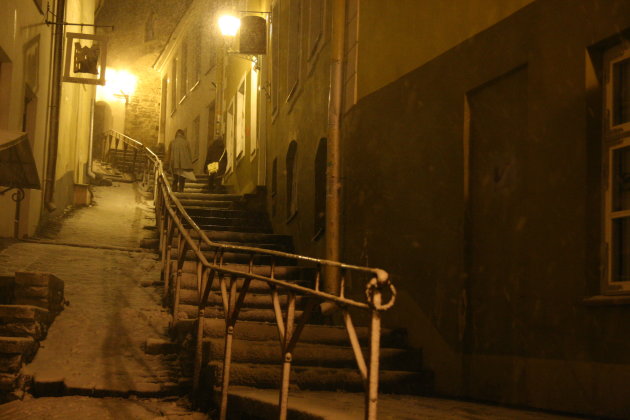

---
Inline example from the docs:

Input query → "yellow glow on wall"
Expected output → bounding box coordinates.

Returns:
[218,14,240,36]
[96,68,137,103]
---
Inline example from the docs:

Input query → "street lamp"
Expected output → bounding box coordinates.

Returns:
[218,14,240,37]
[96,68,136,104]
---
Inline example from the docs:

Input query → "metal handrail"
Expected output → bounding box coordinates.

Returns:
[103,129,396,420]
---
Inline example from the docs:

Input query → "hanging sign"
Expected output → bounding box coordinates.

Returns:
[62,33,108,85]
[239,16,266,55]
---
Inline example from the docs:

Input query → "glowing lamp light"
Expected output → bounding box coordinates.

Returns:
[96,68,137,104]
[218,14,240,36]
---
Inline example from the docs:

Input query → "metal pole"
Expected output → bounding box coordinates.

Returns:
[43,0,67,212]
[278,352,292,420]
[366,293,382,420]
[325,0,347,294]
[219,324,234,420]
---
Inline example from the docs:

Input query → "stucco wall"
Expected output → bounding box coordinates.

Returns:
[342,1,630,417]
[53,0,97,212]
[0,1,52,238]
[357,0,534,100]
[156,0,220,175]
[0,0,99,238]
[262,0,331,258]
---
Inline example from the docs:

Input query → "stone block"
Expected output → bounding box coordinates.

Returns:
[0,305,50,323]
[14,272,64,315]
[0,322,46,340]
[0,373,17,391]
[0,354,22,373]
[0,276,14,304]
[0,337,38,360]
[0,305,51,339]
[145,338,177,355]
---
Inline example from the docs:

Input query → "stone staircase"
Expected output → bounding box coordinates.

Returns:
[106,148,157,174]
[157,176,435,407]
[0,273,64,402]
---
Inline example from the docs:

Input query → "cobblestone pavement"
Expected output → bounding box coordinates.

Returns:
[0,183,204,419]
[0,396,207,420]
[36,182,151,248]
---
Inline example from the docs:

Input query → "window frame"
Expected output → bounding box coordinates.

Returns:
[286,0,302,103]
[250,68,259,159]
[286,141,298,222]
[170,58,178,115]
[603,42,630,294]
[271,1,280,116]
[225,99,235,175]
[178,40,188,103]
[235,75,246,162]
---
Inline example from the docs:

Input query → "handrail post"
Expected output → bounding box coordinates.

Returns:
[366,292,382,420]
[105,129,394,420]
[278,352,292,420]
[219,323,234,420]
[278,290,296,420]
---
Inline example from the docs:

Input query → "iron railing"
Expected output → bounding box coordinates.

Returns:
[103,130,396,420]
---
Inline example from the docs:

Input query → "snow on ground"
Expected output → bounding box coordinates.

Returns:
[37,182,152,248]
[0,183,203,419]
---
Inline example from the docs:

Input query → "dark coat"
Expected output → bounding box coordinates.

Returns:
[167,133,194,171]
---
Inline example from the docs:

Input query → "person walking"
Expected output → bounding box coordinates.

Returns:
[204,135,226,192]
[166,129,196,192]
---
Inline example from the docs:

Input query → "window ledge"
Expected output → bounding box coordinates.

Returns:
[286,210,297,224]
[582,295,630,307]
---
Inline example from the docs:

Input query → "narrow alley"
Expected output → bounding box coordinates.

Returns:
[3,0,630,419]
[0,181,583,419]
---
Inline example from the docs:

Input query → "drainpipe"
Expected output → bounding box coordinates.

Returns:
[86,99,96,180]
[324,0,346,295]
[43,0,66,212]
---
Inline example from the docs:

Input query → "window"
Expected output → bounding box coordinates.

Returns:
[271,1,280,113]
[250,68,259,157]
[314,138,327,238]
[0,52,11,129]
[226,100,234,173]
[179,41,188,102]
[604,43,630,293]
[192,116,200,164]
[287,0,301,100]
[205,16,217,73]
[207,102,215,144]
[271,157,278,216]
[286,141,298,220]
[32,0,44,14]
[307,0,325,60]
[170,59,177,113]
[343,0,359,113]
[145,11,156,42]
[159,76,167,142]
[236,78,246,160]
[191,27,201,87]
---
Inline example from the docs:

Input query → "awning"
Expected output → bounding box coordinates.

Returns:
[0,130,41,190]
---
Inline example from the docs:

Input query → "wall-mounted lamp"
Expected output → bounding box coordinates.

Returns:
[217,12,268,55]
[96,68,137,104]
[218,15,241,37]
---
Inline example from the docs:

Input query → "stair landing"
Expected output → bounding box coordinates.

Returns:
[227,387,581,420]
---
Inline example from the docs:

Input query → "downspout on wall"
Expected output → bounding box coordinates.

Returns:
[86,99,96,180]
[324,0,346,294]
[43,0,67,212]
